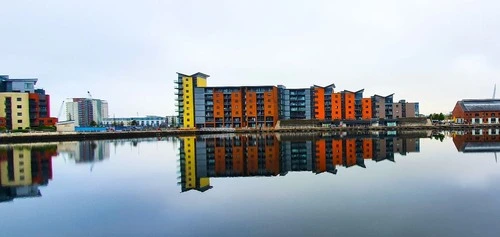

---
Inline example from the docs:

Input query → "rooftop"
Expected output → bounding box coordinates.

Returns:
[459,99,500,112]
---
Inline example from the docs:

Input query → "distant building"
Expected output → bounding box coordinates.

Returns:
[102,115,166,127]
[452,99,500,124]
[66,98,108,126]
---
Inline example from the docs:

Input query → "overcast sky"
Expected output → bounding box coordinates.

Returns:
[1,0,499,118]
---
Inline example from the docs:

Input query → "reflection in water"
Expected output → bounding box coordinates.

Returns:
[453,129,500,162]
[178,134,422,192]
[0,137,175,204]
[57,141,111,163]
[0,144,57,202]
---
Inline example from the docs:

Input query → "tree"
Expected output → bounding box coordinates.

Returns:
[438,113,445,121]
[131,120,138,126]
[90,120,97,127]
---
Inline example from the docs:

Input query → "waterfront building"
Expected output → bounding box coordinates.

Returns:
[66,98,108,126]
[0,75,57,130]
[452,99,500,124]
[102,115,166,127]
[175,72,420,128]
[0,92,30,130]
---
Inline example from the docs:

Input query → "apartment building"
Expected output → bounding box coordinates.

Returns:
[66,98,108,126]
[175,72,420,128]
[0,75,57,130]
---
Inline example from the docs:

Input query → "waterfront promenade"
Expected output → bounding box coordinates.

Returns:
[1,123,499,143]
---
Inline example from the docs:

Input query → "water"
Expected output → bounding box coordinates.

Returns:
[1,131,500,237]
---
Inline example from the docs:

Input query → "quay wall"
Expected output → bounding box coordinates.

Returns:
[1,124,499,144]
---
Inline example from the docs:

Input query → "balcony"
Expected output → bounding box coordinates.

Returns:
[174,91,183,95]
[175,97,184,101]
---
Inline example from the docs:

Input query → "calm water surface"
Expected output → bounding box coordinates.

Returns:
[1,131,500,237]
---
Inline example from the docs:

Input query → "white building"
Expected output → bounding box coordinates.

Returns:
[102,116,166,127]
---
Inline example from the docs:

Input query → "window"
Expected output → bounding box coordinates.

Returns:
[17,112,22,116]
[17,105,22,109]
[17,97,22,101]
[25,83,34,89]
[17,120,22,123]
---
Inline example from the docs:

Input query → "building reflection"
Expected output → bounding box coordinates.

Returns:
[178,134,421,192]
[453,129,500,157]
[57,141,110,163]
[0,144,57,202]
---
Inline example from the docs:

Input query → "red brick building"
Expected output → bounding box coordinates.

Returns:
[452,99,500,124]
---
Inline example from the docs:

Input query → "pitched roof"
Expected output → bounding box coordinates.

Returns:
[458,99,500,112]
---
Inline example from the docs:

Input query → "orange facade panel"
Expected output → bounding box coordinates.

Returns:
[213,92,224,118]
[247,146,258,175]
[246,92,257,117]
[316,140,326,172]
[332,93,342,120]
[231,91,243,118]
[314,87,325,119]
[363,139,373,159]
[215,147,225,175]
[264,88,279,122]
[232,146,244,175]
[344,93,355,120]
[265,144,280,175]
[333,140,343,165]
[345,139,356,166]
[362,98,372,120]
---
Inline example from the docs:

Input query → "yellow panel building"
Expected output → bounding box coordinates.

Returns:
[0,146,32,187]
[175,72,209,129]
[0,93,30,130]
[179,136,211,192]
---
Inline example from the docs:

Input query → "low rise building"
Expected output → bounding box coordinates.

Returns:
[452,99,500,124]
[102,115,166,127]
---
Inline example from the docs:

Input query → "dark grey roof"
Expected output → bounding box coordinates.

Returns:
[459,99,500,112]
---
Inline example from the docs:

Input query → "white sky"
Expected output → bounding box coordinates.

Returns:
[1,0,499,117]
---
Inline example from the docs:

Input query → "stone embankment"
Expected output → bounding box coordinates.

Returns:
[0,124,498,143]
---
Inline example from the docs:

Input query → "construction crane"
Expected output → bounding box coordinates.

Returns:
[57,100,65,120]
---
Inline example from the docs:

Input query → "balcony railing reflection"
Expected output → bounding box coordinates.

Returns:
[177,133,423,192]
